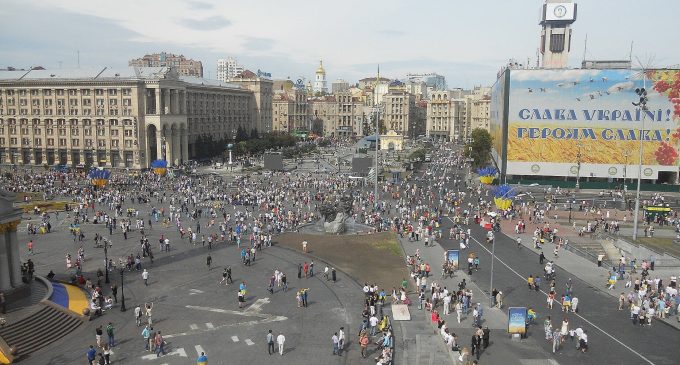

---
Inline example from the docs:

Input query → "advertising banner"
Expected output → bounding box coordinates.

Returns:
[505,69,680,179]
[446,249,459,271]
[508,307,527,335]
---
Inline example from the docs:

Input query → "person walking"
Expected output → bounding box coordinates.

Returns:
[332,332,340,355]
[27,240,34,255]
[338,326,345,355]
[197,351,208,365]
[359,332,370,358]
[106,322,115,347]
[142,269,149,286]
[206,254,212,271]
[142,325,152,351]
[155,331,165,357]
[86,345,97,365]
[111,283,118,303]
[277,332,286,355]
[267,330,275,355]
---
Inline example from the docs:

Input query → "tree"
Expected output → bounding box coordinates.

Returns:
[250,128,259,139]
[236,126,249,142]
[465,128,493,167]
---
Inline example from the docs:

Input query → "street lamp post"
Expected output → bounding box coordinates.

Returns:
[575,142,582,190]
[632,79,649,241]
[103,240,110,284]
[373,104,382,209]
[119,269,126,312]
[489,233,496,307]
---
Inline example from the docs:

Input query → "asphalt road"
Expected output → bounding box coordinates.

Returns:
[417,155,680,365]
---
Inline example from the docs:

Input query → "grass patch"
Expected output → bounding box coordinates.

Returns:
[634,237,680,258]
[373,233,403,257]
[18,200,69,213]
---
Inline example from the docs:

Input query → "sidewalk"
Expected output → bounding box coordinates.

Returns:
[497,217,680,330]
[395,234,515,365]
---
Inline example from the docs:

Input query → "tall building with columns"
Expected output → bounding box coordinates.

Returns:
[0,66,258,168]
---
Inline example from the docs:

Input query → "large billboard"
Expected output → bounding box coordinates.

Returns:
[504,69,680,180]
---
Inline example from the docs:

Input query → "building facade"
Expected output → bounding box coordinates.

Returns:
[0,67,259,169]
[464,86,491,135]
[426,91,468,141]
[382,90,418,138]
[129,52,203,77]
[229,70,273,134]
[272,89,309,133]
[216,57,245,82]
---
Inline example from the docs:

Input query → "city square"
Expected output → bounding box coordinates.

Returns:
[1,1,680,365]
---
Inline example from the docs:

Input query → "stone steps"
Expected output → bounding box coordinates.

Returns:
[0,304,83,359]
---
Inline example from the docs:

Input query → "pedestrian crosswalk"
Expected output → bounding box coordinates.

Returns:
[140,337,256,361]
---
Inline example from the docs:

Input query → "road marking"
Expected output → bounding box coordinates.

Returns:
[205,322,214,329]
[244,297,270,313]
[195,345,205,356]
[450,217,657,365]
[245,339,255,346]
[231,335,239,342]
[189,289,204,295]
[189,324,199,330]
[164,306,287,339]
[141,347,187,360]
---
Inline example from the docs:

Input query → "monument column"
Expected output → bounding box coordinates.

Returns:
[7,223,22,287]
[0,190,22,290]
[0,230,11,291]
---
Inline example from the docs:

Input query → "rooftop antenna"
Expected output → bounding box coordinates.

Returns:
[629,41,634,64]
[582,33,588,63]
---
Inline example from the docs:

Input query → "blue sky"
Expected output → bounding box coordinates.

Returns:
[1,0,678,88]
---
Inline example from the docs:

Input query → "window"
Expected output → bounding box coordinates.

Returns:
[10,137,17,145]
[124,130,133,137]
[108,89,117,96]
[109,99,117,106]
[56,89,64,96]
[71,128,79,136]
[125,140,133,148]
[32,109,41,115]
[84,129,92,136]
[68,89,77,96]
[59,128,66,136]
[111,140,119,147]
[59,138,66,146]
[22,137,30,145]
[123,99,131,106]
[44,99,52,106]
[95,89,104,96]
[47,138,54,146]
[109,109,118,115]
[69,109,78,116]
[82,89,91,96]
[111,130,119,137]
[34,138,42,146]
[0,138,4,145]
[98,140,106,147]
[19,90,26,96]
[83,99,92,106]
[33,128,41,134]
[96,99,104,106]
[57,99,65,107]
[69,99,78,106]
[71,139,79,146]
[85,139,93,147]
[83,109,91,115]
[47,128,53,135]
[20,99,27,106]
[43,90,51,96]
[122,88,132,96]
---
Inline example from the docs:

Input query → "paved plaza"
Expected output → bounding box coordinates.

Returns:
[1,142,679,365]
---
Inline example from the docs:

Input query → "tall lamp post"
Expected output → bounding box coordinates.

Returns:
[373,104,382,209]
[103,239,110,284]
[119,268,126,312]
[632,80,649,241]
[575,142,582,190]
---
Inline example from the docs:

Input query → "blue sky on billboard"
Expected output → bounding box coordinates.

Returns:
[1,0,678,88]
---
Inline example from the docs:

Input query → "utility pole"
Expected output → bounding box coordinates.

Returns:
[632,75,649,241]
[373,66,381,209]
[575,142,582,190]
